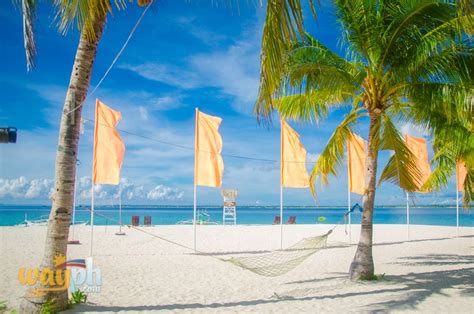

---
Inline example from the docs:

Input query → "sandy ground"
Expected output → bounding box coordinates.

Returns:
[1,223,473,313]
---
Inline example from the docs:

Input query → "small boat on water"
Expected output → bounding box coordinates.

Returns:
[16,214,48,227]
[16,214,88,227]
[177,210,219,225]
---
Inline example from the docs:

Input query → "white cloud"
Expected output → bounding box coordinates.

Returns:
[147,185,184,201]
[153,94,185,111]
[138,106,148,121]
[119,21,262,115]
[0,176,184,203]
[119,63,200,89]
[25,179,54,199]
[0,177,54,199]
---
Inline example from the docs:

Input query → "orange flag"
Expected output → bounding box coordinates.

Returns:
[456,161,467,192]
[195,110,224,187]
[281,119,310,188]
[405,135,431,191]
[92,99,125,185]
[347,132,366,195]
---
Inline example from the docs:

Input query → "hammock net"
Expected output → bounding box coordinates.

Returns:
[223,230,331,277]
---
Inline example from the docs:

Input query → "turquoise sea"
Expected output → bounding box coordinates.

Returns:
[0,205,473,227]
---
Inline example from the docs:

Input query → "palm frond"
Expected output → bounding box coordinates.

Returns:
[424,121,474,205]
[17,0,37,71]
[422,142,456,192]
[333,0,383,64]
[378,115,422,192]
[255,0,317,122]
[407,82,474,128]
[275,89,348,123]
[380,1,463,68]
[54,0,112,41]
[309,108,366,196]
[463,162,474,206]
[285,34,365,92]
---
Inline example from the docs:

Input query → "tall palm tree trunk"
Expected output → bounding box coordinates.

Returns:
[20,12,107,313]
[349,114,378,280]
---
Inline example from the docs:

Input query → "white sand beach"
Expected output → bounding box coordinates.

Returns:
[1,224,473,313]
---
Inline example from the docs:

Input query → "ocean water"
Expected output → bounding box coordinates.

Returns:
[0,205,473,227]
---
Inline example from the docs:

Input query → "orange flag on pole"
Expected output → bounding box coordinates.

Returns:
[92,99,125,185]
[405,135,431,191]
[347,132,366,195]
[195,109,224,187]
[456,161,467,192]
[281,119,309,188]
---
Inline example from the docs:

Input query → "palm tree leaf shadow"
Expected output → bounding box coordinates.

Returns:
[369,267,474,311]
[71,256,473,312]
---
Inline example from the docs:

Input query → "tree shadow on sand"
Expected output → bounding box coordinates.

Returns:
[390,254,474,266]
[367,267,474,312]
[367,254,474,312]
[69,254,473,312]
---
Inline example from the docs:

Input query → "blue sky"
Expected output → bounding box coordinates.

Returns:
[0,1,459,206]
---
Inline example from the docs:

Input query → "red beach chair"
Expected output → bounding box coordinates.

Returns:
[132,216,139,226]
[287,216,296,224]
[144,216,152,226]
[273,215,281,224]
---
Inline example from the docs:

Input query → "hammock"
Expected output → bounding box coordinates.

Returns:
[222,230,332,277]
[88,209,335,277]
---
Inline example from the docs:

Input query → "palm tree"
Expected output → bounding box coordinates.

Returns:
[16,0,151,312]
[16,0,316,311]
[255,0,473,280]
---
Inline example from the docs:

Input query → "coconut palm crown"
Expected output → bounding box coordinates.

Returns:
[256,0,473,279]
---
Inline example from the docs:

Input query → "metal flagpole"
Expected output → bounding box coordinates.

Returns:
[90,184,95,256]
[348,188,351,243]
[119,184,122,233]
[193,183,197,250]
[116,184,125,235]
[193,108,198,251]
[280,185,283,249]
[406,191,410,240]
[456,186,459,237]
[347,143,352,244]
[280,118,284,249]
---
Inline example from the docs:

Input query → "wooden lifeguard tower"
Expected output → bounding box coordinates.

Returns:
[221,189,238,225]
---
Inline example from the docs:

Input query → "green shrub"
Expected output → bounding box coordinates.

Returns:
[70,289,87,305]
[41,297,57,314]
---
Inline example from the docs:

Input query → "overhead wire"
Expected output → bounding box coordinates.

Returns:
[65,0,154,116]
[81,117,317,165]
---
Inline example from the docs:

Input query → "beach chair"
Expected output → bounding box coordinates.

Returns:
[144,216,152,226]
[132,216,139,226]
[287,216,296,224]
[273,215,281,224]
